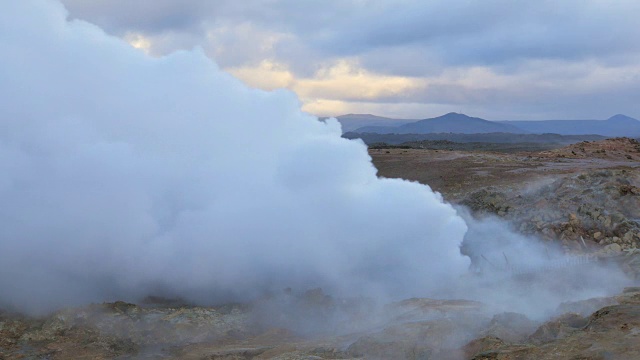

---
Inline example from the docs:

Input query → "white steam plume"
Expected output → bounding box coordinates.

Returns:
[455,210,632,319]
[0,0,469,314]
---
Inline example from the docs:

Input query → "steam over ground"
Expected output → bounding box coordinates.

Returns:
[0,0,469,313]
[1,1,633,321]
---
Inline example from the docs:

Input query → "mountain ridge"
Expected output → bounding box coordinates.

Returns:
[353,112,527,134]
[339,112,640,137]
[500,114,640,137]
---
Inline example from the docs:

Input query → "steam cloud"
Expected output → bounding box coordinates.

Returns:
[0,0,469,313]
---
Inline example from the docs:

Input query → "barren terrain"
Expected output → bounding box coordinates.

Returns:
[370,137,640,201]
[373,138,640,262]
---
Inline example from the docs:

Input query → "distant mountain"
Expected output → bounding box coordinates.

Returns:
[500,115,640,137]
[329,114,416,132]
[354,112,527,134]
[340,112,640,137]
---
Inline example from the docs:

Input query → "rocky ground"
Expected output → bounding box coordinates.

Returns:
[372,138,640,258]
[2,138,640,359]
[2,287,640,359]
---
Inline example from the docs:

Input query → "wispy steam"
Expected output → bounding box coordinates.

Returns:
[0,0,469,314]
[454,210,631,319]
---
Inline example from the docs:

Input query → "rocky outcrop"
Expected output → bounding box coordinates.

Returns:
[538,137,640,160]
[479,312,539,344]
[462,168,640,258]
[466,288,640,360]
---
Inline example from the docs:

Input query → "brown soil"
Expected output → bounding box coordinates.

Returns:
[370,138,640,201]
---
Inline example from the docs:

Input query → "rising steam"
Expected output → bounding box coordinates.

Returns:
[2,1,632,320]
[0,0,469,313]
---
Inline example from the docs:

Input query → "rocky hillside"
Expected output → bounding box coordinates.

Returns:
[466,288,640,359]
[460,139,640,259]
[537,137,640,160]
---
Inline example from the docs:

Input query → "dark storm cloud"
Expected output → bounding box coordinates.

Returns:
[60,0,213,33]
[61,0,640,66]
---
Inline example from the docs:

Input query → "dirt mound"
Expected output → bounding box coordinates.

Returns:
[539,137,640,160]
[462,168,640,258]
[466,289,640,359]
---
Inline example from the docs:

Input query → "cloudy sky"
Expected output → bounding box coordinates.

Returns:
[60,0,640,120]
